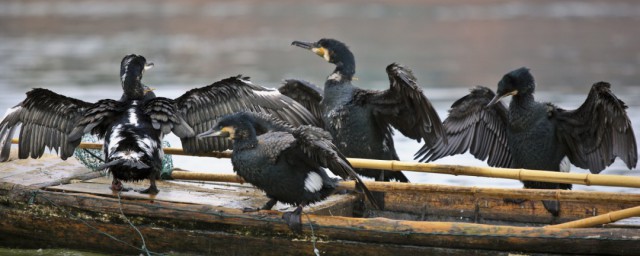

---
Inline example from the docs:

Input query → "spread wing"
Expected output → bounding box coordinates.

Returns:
[143,97,194,137]
[553,82,637,173]
[176,75,320,153]
[414,86,513,168]
[292,125,379,209]
[68,99,125,141]
[0,88,94,161]
[359,63,446,147]
[278,79,324,126]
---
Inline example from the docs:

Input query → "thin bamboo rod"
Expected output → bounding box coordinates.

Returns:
[10,139,640,188]
[170,171,640,203]
[10,139,232,158]
[545,205,640,229]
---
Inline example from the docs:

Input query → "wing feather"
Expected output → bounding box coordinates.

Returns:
[143,97,195,138]
[553,82,637,173]
[278,79,324,126]
[415,86,513,167]
[361,63,446,148]
[176,75,320,153]
[0,88,93,161]
[291,125,380,209]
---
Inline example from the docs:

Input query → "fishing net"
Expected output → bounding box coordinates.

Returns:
[73,134,174,179]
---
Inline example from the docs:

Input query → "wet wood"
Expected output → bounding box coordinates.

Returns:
[0,209,508,256]
[47,176,358,215]
[1,183,639,255]
[170,172,640,225]
[0,151,98,188]
[3,153,640,254]
[379,189,640,225]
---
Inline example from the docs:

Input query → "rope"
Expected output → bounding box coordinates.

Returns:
[30,190,164,255]
[117,191,154,256]
[304,212,321,256]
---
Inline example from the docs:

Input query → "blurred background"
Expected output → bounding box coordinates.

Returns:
[1,0,640,192]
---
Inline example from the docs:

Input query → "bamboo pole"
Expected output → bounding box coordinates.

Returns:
[171,171,640,203]
[10,139,640,188]
[10,139,232,158]
[546,205,640,229]
[171,169,245,183]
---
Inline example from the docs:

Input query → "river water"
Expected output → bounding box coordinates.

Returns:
[1,0,640,254]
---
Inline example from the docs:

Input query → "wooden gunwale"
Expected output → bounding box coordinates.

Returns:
[1,181,639,255]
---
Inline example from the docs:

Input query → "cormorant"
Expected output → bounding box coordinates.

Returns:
[198,111,379,232]
[285,38,447,184]
[0,54,319,194]
[415,67,637,215]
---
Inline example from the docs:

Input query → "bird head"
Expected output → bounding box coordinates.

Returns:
[120,54,154,99]
[197,112,263,141]
[292,38,355,77]
[488,67,535,106]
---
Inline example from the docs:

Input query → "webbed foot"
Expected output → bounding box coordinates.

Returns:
[282,206,304,233]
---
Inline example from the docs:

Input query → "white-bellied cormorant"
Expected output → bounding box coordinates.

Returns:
[0,54,319,194]
[198,111,379,232]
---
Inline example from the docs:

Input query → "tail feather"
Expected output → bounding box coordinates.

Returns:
[391,171,410,183]
[96,158,150,171]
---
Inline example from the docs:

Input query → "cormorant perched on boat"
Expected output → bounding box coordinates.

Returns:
[0,54,319,194]
[415,67,637,215]
[198,111,379,232]
[286,38,447,184]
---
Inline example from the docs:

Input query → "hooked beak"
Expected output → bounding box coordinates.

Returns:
[143,87,156,94]
[292,40,330,61]
[144,62,154,70]
[291,41,314,50]
[487,90,518,107]
[198,126,234,139]
[197,129,227,139]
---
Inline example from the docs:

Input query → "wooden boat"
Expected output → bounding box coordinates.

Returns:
[1,147,640,255]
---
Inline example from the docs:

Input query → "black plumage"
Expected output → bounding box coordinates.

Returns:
[198,111,378,232]
[0,54,319,194]
[286,38,446,183]
[416,67,637,215]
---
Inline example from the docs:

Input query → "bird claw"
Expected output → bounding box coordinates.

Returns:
[137,186,159,195]
[110,182,131,192]
[282,211,303,234]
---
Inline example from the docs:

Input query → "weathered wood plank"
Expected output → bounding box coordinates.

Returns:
[1,183,638,255]
[47,177,358,215]
[0,209,511,256]
[0,151,97,188]
[379,190,640,225]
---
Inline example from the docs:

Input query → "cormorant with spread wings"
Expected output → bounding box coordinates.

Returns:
[0,54,318,194]
[284,38,446,185]
[415,67,637,215]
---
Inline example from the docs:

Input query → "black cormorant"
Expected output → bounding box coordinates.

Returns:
[285,38,447,184]
[415,67,637,215]
[0,54,319,194]
[198,111,378,232]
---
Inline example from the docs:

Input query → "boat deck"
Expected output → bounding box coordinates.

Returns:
[1,151,640,255]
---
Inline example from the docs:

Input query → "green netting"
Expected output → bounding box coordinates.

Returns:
[73,134,174,179]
